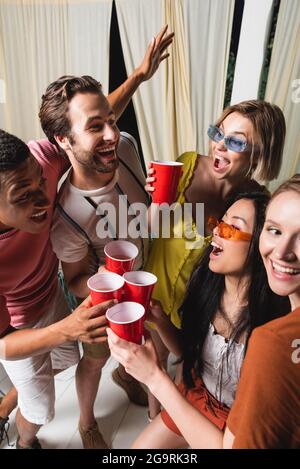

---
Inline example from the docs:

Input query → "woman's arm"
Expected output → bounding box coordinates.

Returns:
[107,329,226,449]
[146,300,182,358]
[107,26,174,120]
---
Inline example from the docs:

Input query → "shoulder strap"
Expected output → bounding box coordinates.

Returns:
[84,196,117,240]
[118,134,151,206]
[56,202,100,265]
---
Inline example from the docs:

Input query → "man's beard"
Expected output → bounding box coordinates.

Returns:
[72,148,119,173]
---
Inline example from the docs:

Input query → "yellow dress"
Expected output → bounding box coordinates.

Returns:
[145,152,211,329]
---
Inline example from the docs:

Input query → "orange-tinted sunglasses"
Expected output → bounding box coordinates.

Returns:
[207,216,252,241]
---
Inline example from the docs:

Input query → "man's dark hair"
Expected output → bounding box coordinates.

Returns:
[0,129,30,171]
[39,75,103,148]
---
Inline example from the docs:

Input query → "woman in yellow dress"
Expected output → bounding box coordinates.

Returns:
[145,99,286,418]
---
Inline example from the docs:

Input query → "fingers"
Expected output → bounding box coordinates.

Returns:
[145,170,155,193]
[146,176,155,184]
[159,34,174,52]
[86,315,108,332]
[159,53,170,63]
[106,327,127,346]
[145,337,156,355]
[145,184,155,193]
[147,36,156,59]
[150,299,162,308]
[154,26,174,55]
[157,38,173,56]
[87,326,108,339]
[84,335,108,344]
[107,328,136,355]
[80,295,93,308]
[155,25,169,45]
[88,299,117,319]
[107,329,127,364]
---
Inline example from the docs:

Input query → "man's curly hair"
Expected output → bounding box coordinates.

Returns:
[0,129,30,171]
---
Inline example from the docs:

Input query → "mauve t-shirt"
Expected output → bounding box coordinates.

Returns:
[0,295,10,333]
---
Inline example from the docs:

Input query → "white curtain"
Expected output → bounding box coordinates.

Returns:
[264,0,300,190]
[115,0,164,163]
[0,0,112,142]
[115,0,234,162]
[181,0,234,155]
[0,21,7,129]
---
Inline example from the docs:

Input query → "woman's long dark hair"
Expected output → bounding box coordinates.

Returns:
[180,192,290,389]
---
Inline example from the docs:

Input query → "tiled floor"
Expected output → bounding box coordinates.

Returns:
[0,357,152,449]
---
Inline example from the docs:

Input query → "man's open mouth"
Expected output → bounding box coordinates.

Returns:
[30,210,47,223]
[95,146,116,160]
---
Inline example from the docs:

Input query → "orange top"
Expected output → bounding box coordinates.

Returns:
[227,308,300,448]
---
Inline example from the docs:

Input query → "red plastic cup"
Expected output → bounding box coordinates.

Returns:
[87,272,124,306]
[106,301,145,344]
[151,161,183,204]
[104,240,138,275]
[123,271,157,317]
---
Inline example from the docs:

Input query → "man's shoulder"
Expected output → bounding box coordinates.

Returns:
[118,132,141,167]
[28,139,68,174]
[119,132,139,153]
[117,132,146,185]
[28,139,58,159]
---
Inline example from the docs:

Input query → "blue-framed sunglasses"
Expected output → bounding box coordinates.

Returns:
[207,124,250,153]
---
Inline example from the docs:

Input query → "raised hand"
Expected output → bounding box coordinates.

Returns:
[136,25,174,82]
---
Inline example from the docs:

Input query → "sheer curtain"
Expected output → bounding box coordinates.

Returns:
[0,22,7,128]
[115,0,164,163]
[0,0,112,142]
[163,0,195,160]
[181,0,234,155]
[264,0,300,190]
[116,0,234,162]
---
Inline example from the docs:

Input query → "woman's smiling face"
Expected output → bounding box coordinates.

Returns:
[259,191,300,309]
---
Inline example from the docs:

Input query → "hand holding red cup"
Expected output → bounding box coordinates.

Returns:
[150,161,183,204]
[87,272,124,306]
[106,301,145,344]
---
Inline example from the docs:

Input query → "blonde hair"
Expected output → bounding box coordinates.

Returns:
[215,100,286,182]
[271,174,300,200]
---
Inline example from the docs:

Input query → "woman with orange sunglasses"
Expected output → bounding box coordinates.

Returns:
[144,100,286,419]
[108,192,290,448]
